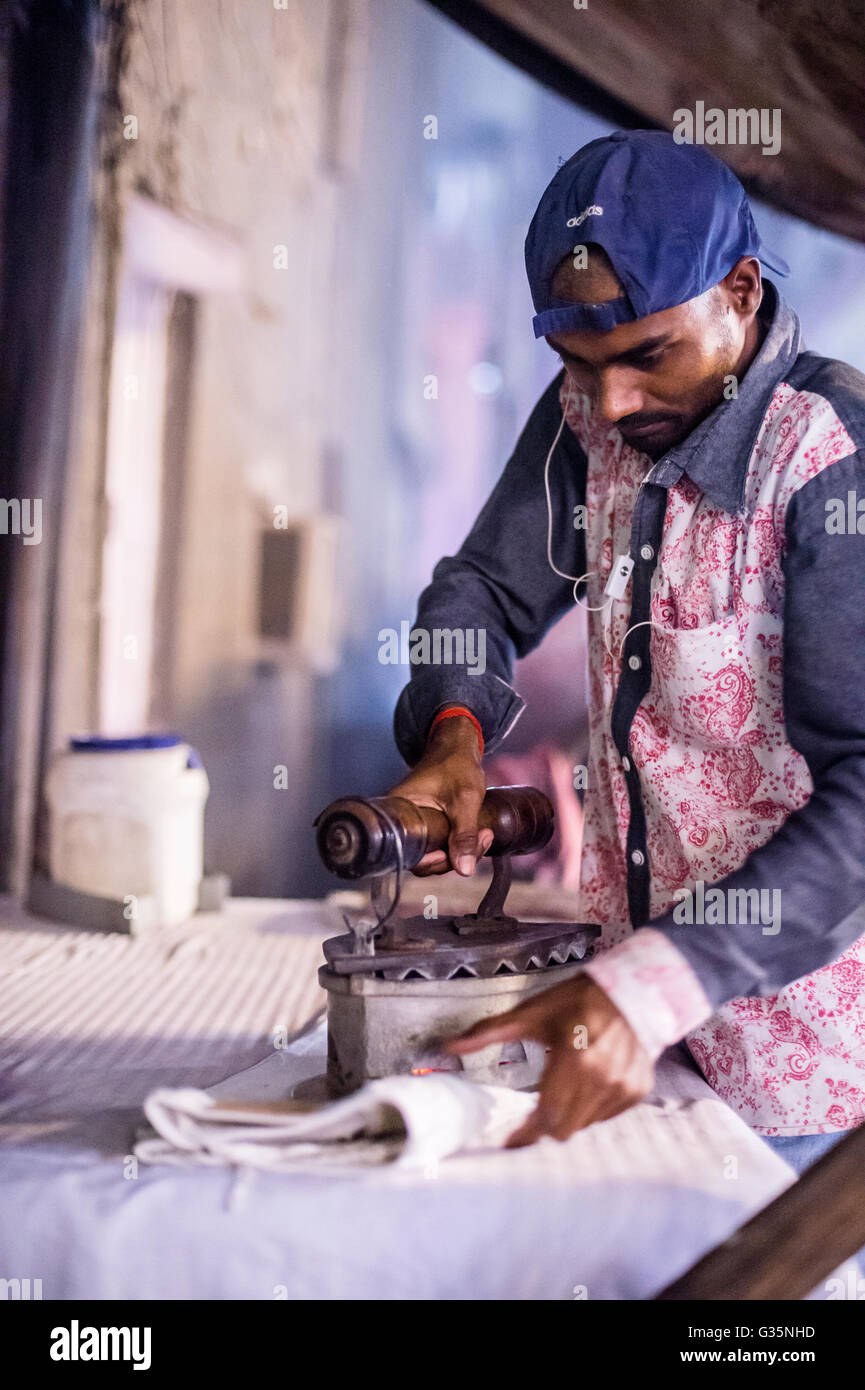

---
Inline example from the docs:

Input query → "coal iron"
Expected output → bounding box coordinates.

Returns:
[309,787,600,1095]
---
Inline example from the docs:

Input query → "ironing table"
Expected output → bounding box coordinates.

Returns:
[0,892,839,1300]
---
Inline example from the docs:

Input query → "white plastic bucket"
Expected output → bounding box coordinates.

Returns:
[45,736,210,927]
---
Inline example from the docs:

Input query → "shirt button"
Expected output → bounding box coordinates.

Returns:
[622,755,631,772]
[640,544,654,561]
[628,654,642,671]
[630,849,645,867]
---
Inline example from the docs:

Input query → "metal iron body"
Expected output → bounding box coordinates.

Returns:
[311,786,600,1095]
[320,961,586,1094]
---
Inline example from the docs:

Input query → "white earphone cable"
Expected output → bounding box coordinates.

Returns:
[544,410,667,655]
[544,408,611,612]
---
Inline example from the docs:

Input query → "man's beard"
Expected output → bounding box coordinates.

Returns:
[618,368,733,458]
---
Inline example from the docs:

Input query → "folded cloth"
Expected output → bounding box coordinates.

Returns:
[135,1018,536,1173]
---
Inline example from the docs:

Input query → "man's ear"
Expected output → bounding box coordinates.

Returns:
[722,256,762,317]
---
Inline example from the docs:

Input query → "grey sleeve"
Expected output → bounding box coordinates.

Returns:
[650,450,865,1007]
[393,371,588,765]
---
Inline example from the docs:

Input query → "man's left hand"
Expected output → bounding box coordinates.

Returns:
[446,974,654,1147]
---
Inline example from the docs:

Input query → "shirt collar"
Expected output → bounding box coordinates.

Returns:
[645,281,802,515]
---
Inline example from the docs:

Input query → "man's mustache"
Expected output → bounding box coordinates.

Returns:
[617,412,681,431]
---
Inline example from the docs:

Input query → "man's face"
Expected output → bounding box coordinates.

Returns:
[547,280,752,460]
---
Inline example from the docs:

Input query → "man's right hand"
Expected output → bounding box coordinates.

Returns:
[387,706,492,877]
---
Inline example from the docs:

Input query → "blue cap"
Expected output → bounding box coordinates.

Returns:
[525,130,790,339]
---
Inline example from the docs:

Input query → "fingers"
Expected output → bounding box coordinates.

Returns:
[446,998,548,1055]
[591,1089,643,1125]
[503,1050,574,1148]
[445,1016,528,1055]
[525,1047,578,1137]
[507,1054,650,1148]
[446,785,486,876]
[411,826,492,878]
[504,1109,547,1149]
[386,762,491,877]
[411,850,450,877]
[454,976,655,1150]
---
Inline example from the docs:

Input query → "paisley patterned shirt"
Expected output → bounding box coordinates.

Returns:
[395,283,865,1135]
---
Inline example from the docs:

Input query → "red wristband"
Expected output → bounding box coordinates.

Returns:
[427,706,484,757]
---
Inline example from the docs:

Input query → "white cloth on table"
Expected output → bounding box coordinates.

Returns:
[135,1018,536,1172]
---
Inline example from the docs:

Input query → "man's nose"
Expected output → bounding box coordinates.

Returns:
[596,369,645,424]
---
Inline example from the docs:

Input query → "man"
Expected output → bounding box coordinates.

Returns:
[388,131,865,1168]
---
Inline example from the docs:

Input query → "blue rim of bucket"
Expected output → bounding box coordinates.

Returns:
[69,734,183,752]
[69,735,203,769]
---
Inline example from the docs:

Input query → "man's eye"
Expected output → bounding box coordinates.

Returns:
[630,355,662,371]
